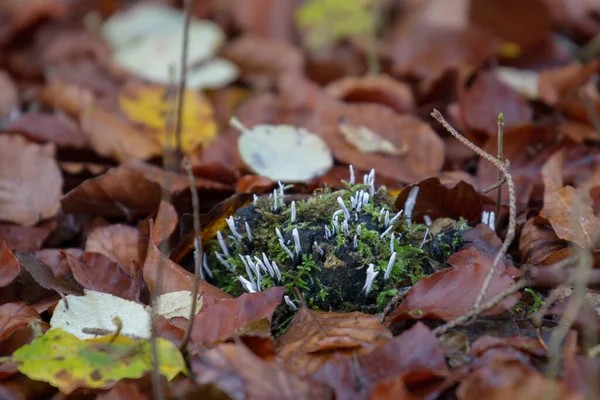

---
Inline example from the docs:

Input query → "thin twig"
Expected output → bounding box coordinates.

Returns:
[180,158,203,354]
[433,278,529,336]
[495,113,504,227]
[174,0,193,167]
[431,110,516,313]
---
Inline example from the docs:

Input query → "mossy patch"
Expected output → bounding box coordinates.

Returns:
[204,182,469,317]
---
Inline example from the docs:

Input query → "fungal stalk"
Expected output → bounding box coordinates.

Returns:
[349,165,355,185]
[284,295,298,311]
[217,231,230,256]
[272,189,278,211]
[384,252,397,280]
[380,225,393,239]
[292,228,301,257]
[419,215,432,249]
[404,186,419,226]
[226,216,244,240]
[271,261,282,282]
[239,255,256,289]
[215,252,234,271]
[202,253,213,279]
[362,264,379,295]
[291,201,297,223]
[238,276,256,293]
[279,239,295,260]
[313,241,324,256]
[337,197,350,220]
[245,221,253,241]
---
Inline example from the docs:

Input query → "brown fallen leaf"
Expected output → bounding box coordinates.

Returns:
[228,0,297,41]
[324,74,415,114]
[0,70,18,117]
[519,215,572,266]
[235,175,274,194]
[458,70,533,136]
[13,251,83,296]
[0,0,69,45]
[61,164,162,219]
[0,223,51,252]
[221,34,304,85]
[538,60,600,106]
[85,224,144,270]
[63,251,141,302]
[274,307,392,375]
[38,80,96,117]
[79,106,162,163]
[540,150,600,249]
[169,287,284,347]
[385,224,519,324]
[0,302,48,363]
[0,134,62,226]
[316,101,444,183]
[562,331,600,399]
[394,176,483,225]
[312,322,451,400]
[148,200,179,246]
[143,220,232,304]
[192,342,331,400]
[172,193,253,263]
[6,112,86,148]
[0,243,20,288]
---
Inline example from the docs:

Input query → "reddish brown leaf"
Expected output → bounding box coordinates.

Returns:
[0,70,18,117]
[0,224,51,252]
[0,302,48,356]
[324,74,415,114]
[192,342,331,399]
[386,225,519,323]
[457,359,578,399]
[538,60,600,106]
[228,0,297,41]
[35,248,83,281]
[540,150,600,249]
[312,322,451,400]
[143,220,231,303]
[222,34,304,84]
[0,0,69,45]
[459,71,533,136]
[14,251,83,296]
[85,224,143,270]
[149,200,178,246]
[171,287,284,347]
[38,80,95,117]
[172,193,253,263]
[274,307,392,375]
[468,0,551,50]
[6,112,86,148]
[519,216,572,266]
[563,331,600,399]
[63,251,141,302]
[394,177,482,225]
[61,164,162,219]
[0,134,62,226]
[316,101,444,183]
[235,175,274,194]
[0,243,20,288]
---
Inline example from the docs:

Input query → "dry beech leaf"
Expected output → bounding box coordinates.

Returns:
[62,251,141,302]
[79,107,162,163]
[149,200,179,246]
[459,71,533,136]
[538,60,600,106]
[221,34,304,83]
[0,135,62,226]
[0,243,20,288]
[0,0,69,45]
[519,216,572,266]
[394,177,483,225]
[0,224,51,253]
[61,164,162,219]
[38,80,95,117]
[13,251,83,296]
[0,302,47,360]
[0,70,18,117]
[275,307,392,375]
[170,287,284,347]
[325,74,415,113]
[317,101,444,183]
[235,175,274,194]
[386,225,519,323]
[143,220,231,304]
[6,112,86,148]
[172,193,253,263]
[540,150,600,249]
[85,224,143,269]
[192,342,331,400]
[313,322,451,400]
[228,0,297,41]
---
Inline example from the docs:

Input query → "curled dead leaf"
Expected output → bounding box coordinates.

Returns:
[85,225,143,269]
[7,112,86,148]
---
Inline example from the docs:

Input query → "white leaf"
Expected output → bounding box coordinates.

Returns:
[236,123,334,182]
[155,291,203,319]
[495,67,539,100]
[50,290,151,340]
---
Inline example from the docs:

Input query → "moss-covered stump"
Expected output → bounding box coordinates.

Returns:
[205,178,468,316]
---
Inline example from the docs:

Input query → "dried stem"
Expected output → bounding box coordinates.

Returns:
[180,157,203,354]
[431,110,516,315]
[495,113,504,227]
[174,0,193,167]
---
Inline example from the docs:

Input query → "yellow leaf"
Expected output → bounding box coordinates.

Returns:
[119,84,217,153]
[13,329,185,394]
[296,0,375,50]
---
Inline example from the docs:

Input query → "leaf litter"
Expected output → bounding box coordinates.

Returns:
[0,0,599,398]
